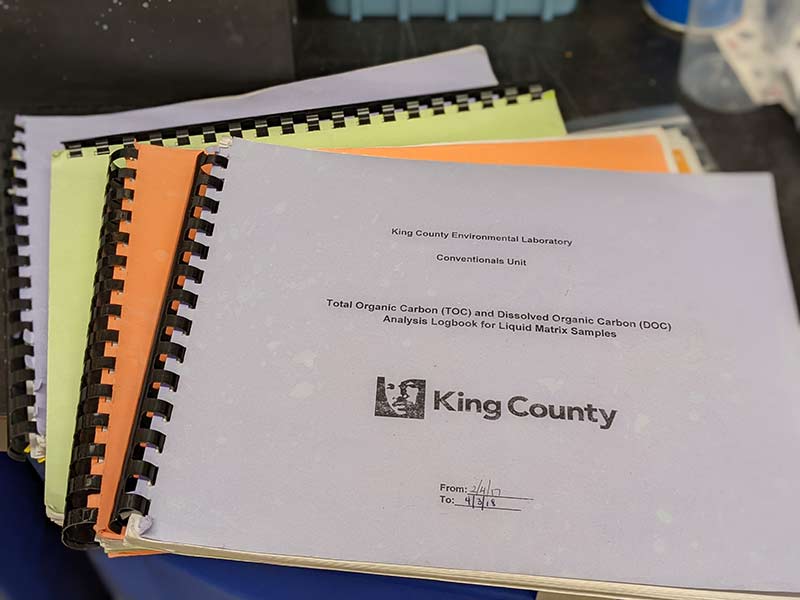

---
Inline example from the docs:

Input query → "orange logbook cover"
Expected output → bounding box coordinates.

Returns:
[64,131,676,552]
[331,131,676,173]
[62,144,204,549]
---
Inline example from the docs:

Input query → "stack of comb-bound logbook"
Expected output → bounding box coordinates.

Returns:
[2,46,799,600]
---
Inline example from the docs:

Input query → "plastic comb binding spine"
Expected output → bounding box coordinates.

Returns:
[59,83,543,157]
[0,126,12,454]
[4,122,39,461]
[62,146,138,549]
[109,147,227,533]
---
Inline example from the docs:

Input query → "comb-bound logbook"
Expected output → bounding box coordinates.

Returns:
[127,141,799,599]
[52,84,565,532]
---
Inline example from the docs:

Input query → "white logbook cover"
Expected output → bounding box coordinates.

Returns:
[128,141,800,596]
[12,45,497,454]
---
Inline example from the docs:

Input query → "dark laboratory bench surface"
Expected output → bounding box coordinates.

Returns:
[1,0,798,300]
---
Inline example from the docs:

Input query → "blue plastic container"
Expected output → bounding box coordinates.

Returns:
[326,0,578,22]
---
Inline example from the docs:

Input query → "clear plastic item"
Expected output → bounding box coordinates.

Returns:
[679,0,800,117]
